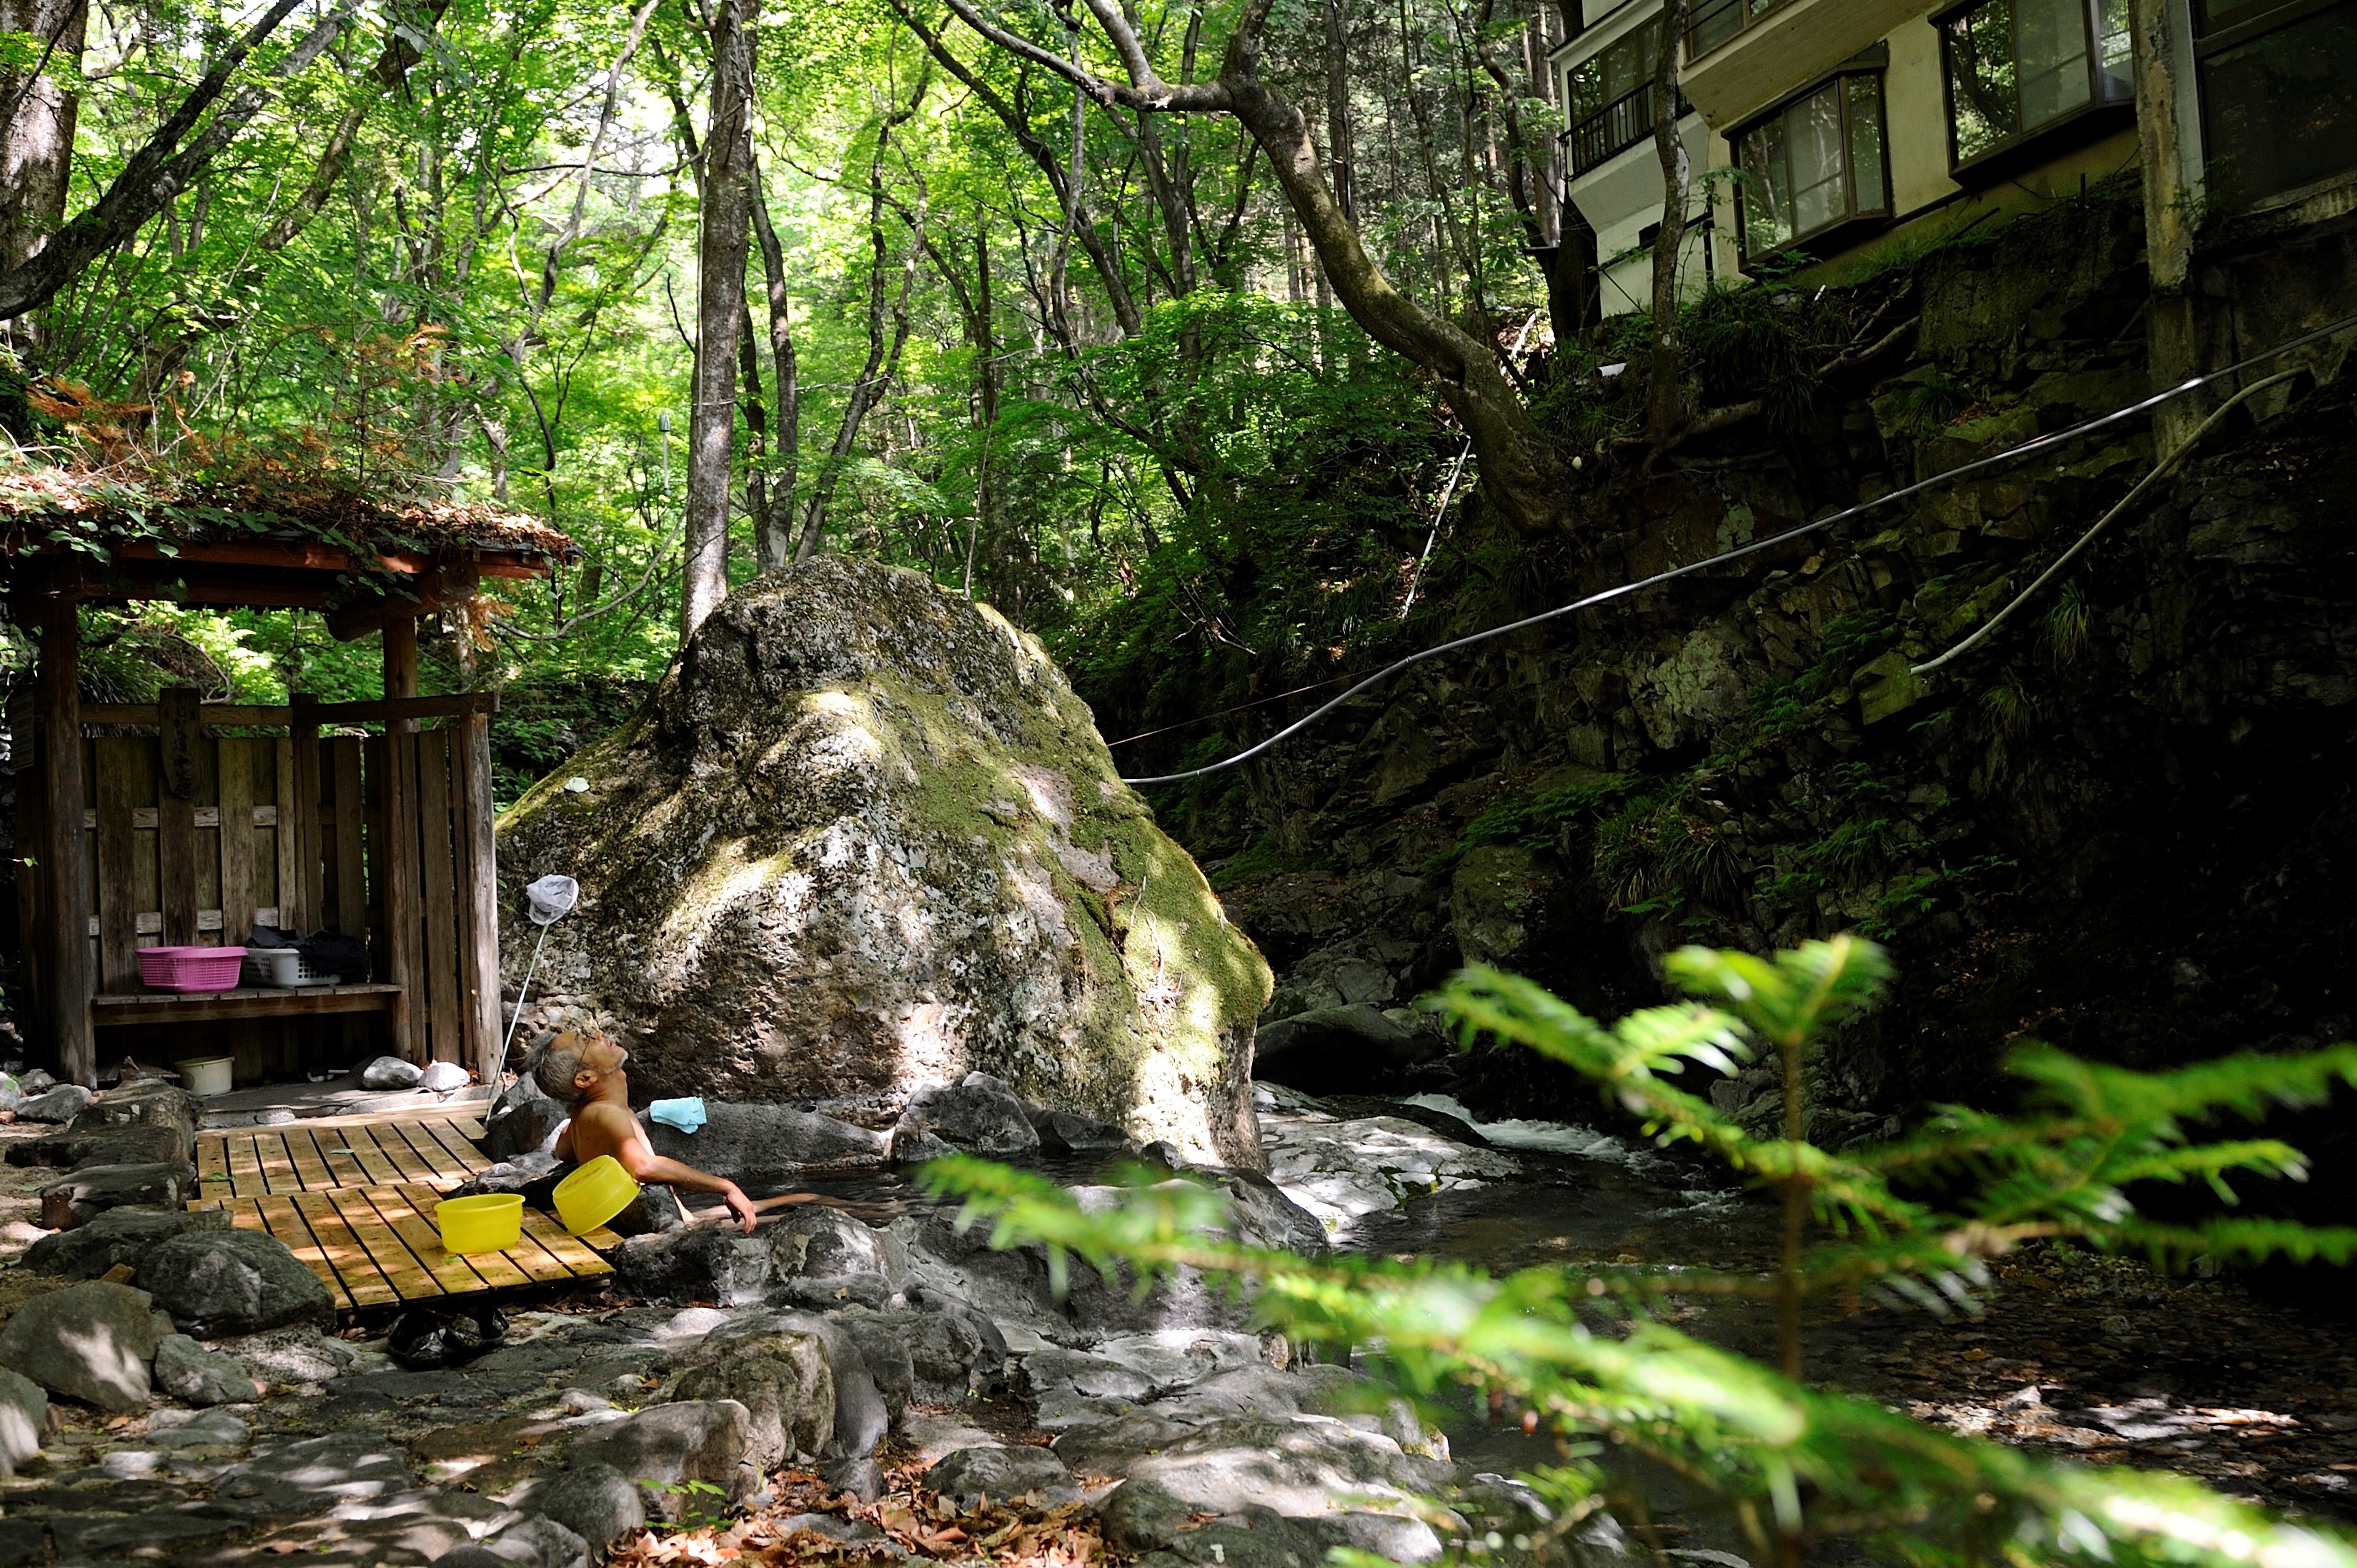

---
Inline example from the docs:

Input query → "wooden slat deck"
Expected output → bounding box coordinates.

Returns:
[196,1181,620,1310]
[195,1114,490,1201]
[190,1110,622,1310]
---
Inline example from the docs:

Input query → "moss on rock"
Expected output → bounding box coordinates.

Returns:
[497,558,1272,1166]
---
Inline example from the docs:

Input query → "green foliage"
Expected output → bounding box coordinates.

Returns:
[1594,778,1745,914]
[1885,369,1975,438]
[2045,578,2093,665]
[924,936,2357,1568]
[1424,775,1639,876]
[1683,286,1823,435]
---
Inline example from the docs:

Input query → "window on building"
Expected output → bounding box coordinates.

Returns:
[1566,20,1670,174]
[1939,0,2133,169]
[1684,0,1797,59]
[1734,73,1890,260]
[2193,0,2357,207]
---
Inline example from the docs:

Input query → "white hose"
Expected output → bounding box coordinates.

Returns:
[1910,368,2303,675]
[1118,312,2357,788]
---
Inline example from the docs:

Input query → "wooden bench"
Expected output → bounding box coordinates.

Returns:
[91,983,404,1027]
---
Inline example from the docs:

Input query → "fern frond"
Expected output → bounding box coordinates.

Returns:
[1664,935,1893,1046]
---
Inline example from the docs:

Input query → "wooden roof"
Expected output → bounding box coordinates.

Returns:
[0,460,575,640]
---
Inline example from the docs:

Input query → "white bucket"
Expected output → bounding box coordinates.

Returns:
[176,1056,233,1097]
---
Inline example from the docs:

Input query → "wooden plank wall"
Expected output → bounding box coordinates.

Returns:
[67,721,494,1083]
[396,728,494,1076]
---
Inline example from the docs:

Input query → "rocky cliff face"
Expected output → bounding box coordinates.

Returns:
[1154,193,2357,1171]
[496,559,1271,1167]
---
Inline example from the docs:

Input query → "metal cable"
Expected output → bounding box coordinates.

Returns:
[1910,369,2304,675]
[1118,311,2357,788]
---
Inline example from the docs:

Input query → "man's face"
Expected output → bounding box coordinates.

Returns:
[570,1038,629,1098]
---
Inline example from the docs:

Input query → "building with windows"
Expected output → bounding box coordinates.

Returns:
[1549,1,1717,317]
[1678,0,2143,280]
[1551,0,2355,338]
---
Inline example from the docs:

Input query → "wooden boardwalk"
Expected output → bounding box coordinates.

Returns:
[196,1111,494,1202]
[190,1111,621,1311]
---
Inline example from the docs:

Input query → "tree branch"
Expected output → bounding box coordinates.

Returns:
[0,0,356,318]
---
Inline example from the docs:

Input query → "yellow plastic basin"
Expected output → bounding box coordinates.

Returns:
[435,1194,523,1255]
[553,1155,639,1235]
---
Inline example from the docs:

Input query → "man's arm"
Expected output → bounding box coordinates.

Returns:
[575,1106,759,1233]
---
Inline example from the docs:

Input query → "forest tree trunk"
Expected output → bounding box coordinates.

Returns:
[1644,0,1692,443]
[0,0,86,281]
[750,177,800,573]
[680,0,758,641]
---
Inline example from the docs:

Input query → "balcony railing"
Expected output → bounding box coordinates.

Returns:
[1684,0,1800,61]
[1570,82,1659,174]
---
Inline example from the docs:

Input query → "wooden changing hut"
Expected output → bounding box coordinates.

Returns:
[4,480,572,1088]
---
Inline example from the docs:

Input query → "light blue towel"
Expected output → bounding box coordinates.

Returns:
[648,1096,707,1134]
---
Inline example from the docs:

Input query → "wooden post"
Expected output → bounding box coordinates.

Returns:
[39,595,92,1086]
[218,740,257,947]
[454,711,502,1085]
[287,693,320,932]
[379,617,422,1064]
[12,736,44,1052]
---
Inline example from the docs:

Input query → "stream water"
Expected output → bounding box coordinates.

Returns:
[750,1093,2356,1525]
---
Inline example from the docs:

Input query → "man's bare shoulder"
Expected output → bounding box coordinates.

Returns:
[569,1100,642,1155]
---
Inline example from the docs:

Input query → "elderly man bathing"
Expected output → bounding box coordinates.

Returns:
[530,1029,813,1234]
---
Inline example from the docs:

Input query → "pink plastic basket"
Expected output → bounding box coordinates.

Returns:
[137,946,248,993]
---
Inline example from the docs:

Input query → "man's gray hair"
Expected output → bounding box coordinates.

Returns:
[530,1031,605,1108]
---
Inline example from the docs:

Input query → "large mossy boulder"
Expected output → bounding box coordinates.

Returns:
[497,559,1271,1166]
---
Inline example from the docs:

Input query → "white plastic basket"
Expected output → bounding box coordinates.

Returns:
[245,946,337,989]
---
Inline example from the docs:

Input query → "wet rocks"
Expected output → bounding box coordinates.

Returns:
[892,1075,1041,1158]
[1256,1096,1519,1236]
[0,1279,160,1411]
[208,1430,417,1521]
[154,1333,262,1405]
[140,1227,337,1336]
[1251,1004,1440,1097]
[565,1399,758,1522]
[0,1368,45,1475]
[642,1103,888,1183]
[15,1083,91,1123]
[926,1444,1071,1502]
[22,1200,229,1278]
[37,1159,197,1229]
[1033,1107,1137,1154]
[494,557,1271,1166]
